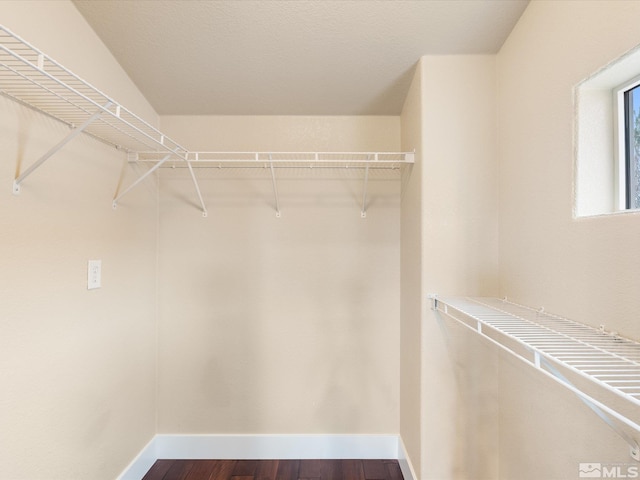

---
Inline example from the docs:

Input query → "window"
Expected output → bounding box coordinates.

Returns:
[574,44,640,217]
[621,82,640,210]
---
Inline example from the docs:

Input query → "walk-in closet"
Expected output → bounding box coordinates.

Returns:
[2,2,640,480]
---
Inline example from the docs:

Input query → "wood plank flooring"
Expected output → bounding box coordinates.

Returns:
[142,459,404,480]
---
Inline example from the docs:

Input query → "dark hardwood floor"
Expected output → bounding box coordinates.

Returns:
[142,459,404,480]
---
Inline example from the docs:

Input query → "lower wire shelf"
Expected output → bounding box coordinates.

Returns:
[433,296,640,460]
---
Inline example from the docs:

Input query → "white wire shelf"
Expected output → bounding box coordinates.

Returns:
[0,26,184,155]
[0,24,413,217]
[135,151,413,218]
[0,24,205,215]
[130,151,414,169]
[433,296,640,460]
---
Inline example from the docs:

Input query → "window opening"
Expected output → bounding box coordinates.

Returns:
[574,43,640,218]
[623,84,640,210]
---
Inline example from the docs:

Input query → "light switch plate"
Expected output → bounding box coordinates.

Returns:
[88,260,101,290]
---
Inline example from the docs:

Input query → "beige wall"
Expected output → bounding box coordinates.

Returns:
[400,55,499,480]
[0,2,159,480]
[400,60,424,478]
[497,1,640,478]
[421,56,500,480]
[156,116,401,434]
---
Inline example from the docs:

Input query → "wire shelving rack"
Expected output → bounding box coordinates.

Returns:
[0,25,414,217]
[433,296,640,460]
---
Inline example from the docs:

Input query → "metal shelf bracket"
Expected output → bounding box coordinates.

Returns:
[113,150,176,208]
[13,101,112,194]
[360,155,371,218]
[184,153,208,218]
[268,154,281,218]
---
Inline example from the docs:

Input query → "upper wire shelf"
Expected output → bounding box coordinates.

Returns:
[0,26,185,156]
[433,296,640,460]
[0,24,209,214]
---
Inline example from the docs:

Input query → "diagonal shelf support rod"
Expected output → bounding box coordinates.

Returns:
[13,101,113,194]
[185,153,207,217]
[539,355,640,459]
[268,154,281,218]
[113,150,177,209]
[361,154,372,218]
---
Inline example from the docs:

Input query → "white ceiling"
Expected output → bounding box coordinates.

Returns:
[73,0,529,116]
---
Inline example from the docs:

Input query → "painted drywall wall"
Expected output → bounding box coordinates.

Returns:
[420,56,500,480]
[399,59,423,479]
[497,1,640,478]
[156,116,401,435]
[0,2,159,479]
[399,56,499,480]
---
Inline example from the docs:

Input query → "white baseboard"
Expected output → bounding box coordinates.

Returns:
[153,434,399,459]
[397,437,418,480]
[117,434,416,480]
[117,436,158,480]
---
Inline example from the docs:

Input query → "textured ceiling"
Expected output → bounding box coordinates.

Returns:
[73,0,529,116]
